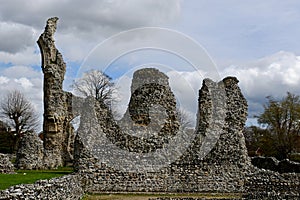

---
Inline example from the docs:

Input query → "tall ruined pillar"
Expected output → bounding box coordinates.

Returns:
[37,17,72,168]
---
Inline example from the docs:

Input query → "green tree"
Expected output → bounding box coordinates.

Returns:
[257,92,300,159]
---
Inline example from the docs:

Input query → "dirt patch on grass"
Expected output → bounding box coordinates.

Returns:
[83,193,242,200]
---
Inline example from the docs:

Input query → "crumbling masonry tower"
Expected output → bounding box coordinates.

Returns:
[37,17,74,168]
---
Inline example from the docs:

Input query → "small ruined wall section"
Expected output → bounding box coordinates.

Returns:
[245,170,300,199]
[0,153,14,174]
[0,174,83,200]
[252,156,300,173]
[37,17,74,168]
[15,132,44,169]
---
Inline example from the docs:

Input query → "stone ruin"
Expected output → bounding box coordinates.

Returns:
[4,17,299,199]
[15,132,44,169]
[15,17,75,169]
[0,153,14,174]
[252,156,300,173]
[37,17,75,168]
[107,68,180,153]
[73,70,253,193]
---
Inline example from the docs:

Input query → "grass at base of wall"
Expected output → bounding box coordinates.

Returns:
[0,167,73,190]
[289,153,300,163]
[83,193,243,200]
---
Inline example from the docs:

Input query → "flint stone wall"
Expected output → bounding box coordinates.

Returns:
[116,68,180,153]
[0,174,83,200]
[74,69,252,193]
[15,132,44,170]
[252,156,300,173]
[73,70,299,198]
[0,153,14,174]
[244,169,300,199]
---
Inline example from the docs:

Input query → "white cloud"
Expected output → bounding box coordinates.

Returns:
[0,76,9,84]
[0,0,181,32]
[0,22,36,54]
[0,0,182,131]
[221,51,300,123]
[111,75,132,118]
[0,65,43,131]
[0,0,182,66]
[0,46,40,66]
[14,78,34,90]
[223,51,300,97]
[168,70,202,108]
[2,65,42,78]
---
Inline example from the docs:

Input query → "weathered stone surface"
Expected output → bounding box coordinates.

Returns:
[0,174,84,199]
[15,132,44,170]
[74,72,253,193]
[251,156,279,172]
[72,72,299,197]
[115,68,180,153]
[244,169,300,199]
[0,153,14,174]
[251,156,300,173]
[278,159,300,173]
[37,17,75,168]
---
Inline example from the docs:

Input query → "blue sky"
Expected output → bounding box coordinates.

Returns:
[178,1,300,61]
[1,0,300,129]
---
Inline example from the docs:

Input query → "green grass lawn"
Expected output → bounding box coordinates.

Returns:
[0,167,73,190]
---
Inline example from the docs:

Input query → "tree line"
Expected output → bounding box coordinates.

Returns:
[245,92,300,160]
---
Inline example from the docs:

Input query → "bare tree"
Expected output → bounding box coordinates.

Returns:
[177,107,194,131]
[0,90,39,152]
[72,69,115,106]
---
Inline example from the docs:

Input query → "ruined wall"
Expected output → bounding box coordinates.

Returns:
[245,170,300,199]
[37,17,74,168]
[0,153,14,174]
[72,69,300,197]
[15,132,44,169]
[114,68,180,153]
[252,156,300,173]
[0,174,83,200]
[74,69,252,193]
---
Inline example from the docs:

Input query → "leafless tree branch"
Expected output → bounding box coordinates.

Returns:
[0,90,39,135]
[71,69,116,107]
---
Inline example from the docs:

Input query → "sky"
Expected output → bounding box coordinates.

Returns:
[1,0,300,130]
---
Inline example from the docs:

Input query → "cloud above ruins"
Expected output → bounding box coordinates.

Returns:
[1,1,300,128]
[0,22,36,54]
